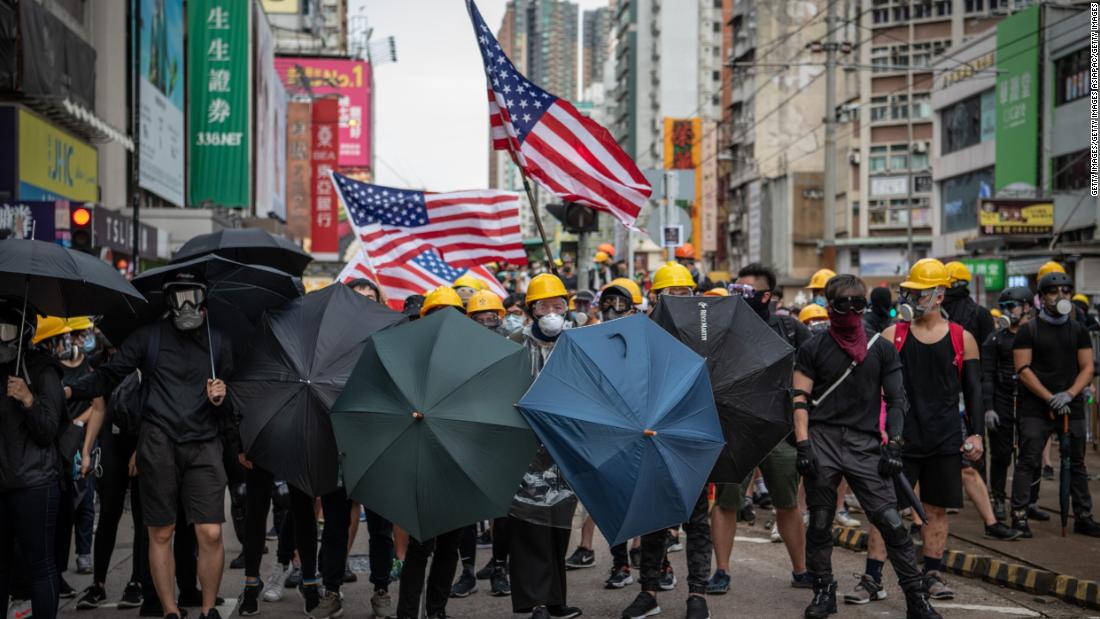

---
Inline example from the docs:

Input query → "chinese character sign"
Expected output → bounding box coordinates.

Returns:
[275,58,371,168]
[286,101,312,240]
[188,0,250,208]
[993,5,1040,191]
[310,98,340,260]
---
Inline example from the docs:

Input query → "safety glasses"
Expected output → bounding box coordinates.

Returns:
[0,322,19,343]
[531,298,567,315]
[830,296,867,314]
[899,287,936,303]
[599,295,632,313]
[728,283,756,299]
[1041,285,1073,296]
[472,312,502,327]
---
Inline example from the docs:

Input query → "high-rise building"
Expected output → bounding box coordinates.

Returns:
[263,0,346,55]
[583,7,613,94]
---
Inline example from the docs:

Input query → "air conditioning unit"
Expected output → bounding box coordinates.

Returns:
[912,141,929,154]
[849,151,861,165]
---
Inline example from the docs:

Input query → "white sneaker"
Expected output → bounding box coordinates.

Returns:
[835,510,862,528]
[262,564,289,602]
[770,523,782,543]
[7,599,32,619]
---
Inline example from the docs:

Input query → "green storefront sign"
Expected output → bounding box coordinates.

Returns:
[993,5,1039,192]
[188,1,250,208]
[962,258,1005,292]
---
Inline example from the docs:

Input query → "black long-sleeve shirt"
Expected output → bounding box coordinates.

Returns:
[981,328,1018,412]
[1,352,64,490]
[69,319,234,444]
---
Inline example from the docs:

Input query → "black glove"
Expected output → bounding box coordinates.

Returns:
[878,439,904,478]
[795,440,818,479]
[1048,391,1073,416]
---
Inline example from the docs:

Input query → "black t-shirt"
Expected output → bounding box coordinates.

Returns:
[795,328,901,436]
[899,330,962,457]
[1013,318,1093,418]
[61,358,94,422]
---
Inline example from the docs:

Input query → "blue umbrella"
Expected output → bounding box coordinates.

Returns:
[516,314,725,546]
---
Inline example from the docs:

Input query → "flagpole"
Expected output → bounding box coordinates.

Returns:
[519,174,559,278]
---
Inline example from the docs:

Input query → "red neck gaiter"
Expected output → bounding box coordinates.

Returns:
[828,310,869,363]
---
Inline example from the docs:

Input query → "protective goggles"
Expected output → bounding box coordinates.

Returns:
[728,283,756,299]
[0,322,19,342]
[1040,285,1073,296]
[165,285,206,310]
[998,300,1024,312]
[830,296,867,314]
[531,298,567,315]
[898,287,936,303]
[599,295,632,313]
[471,311,502,327]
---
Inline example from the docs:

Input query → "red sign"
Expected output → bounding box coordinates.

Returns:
[310,98,340,260]
[275,57,371,168]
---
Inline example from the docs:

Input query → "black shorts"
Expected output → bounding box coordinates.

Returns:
[137,423,227,527]
[899,454,962,510]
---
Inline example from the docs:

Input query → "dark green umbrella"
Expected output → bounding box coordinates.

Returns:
[330,308,539,541]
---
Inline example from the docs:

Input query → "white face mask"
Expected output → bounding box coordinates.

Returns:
[503,314,525,332]
[537,313,565,337]
[1055,298,1074,316]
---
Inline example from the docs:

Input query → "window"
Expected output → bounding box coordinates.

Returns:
[872,57,891,73]
[936,0,952,15]
[873,8,889,23]
[912,153,929,170]
[942,92,991,155]
[889,144,908,171]
[890,45,910,71]
[941,167,994,233]
[713,70,721,81]
[890,95,909,120]
[912,43,933,68]
[1053,150,1088,191]
[1055,49,1089,105]
[713,21,721,33]
[964,0,984,11]
[870,96,889,121]
[893,5,909,21]
[913,1,932,18]
[870,146,887,173]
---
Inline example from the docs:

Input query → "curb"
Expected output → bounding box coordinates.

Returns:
[831,526,1100,610]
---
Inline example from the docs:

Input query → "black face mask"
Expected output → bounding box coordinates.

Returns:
[743,294,770,319]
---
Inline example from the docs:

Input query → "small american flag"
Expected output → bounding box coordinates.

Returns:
[466,0,652,227]
[332,171,526,269]
[338,249,507,311]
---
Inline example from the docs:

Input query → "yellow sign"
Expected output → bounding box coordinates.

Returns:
[978,199,1054,235]
[261,0,300,14]
[17,109,98,202]
[662,118,703,251]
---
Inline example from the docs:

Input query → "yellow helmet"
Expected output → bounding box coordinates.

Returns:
[33,316,72,344]
[594,251,611,264]
[605,278,643,304]
[466,290,505,317]
[420,286,465,317]
[65,316,95,333]
[944,261,972,284]
[526,273,569,304]
[807,268,837,290]
[452,274,485,291]
[900,258,951,290]
[1073,293,1089,305]
[798,304,829,325]
[1037,260,1066,279]
[703,287,729,297]
[651,262,696,292]
[990,308,1004,319]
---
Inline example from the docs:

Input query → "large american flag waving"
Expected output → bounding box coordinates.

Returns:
[466,0,651,228]
[337,249,506,311]
[332,171,526,268]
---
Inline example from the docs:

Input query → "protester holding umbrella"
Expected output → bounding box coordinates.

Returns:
[790,274,939,619]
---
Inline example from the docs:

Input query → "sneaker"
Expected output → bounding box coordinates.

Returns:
[265,526,278,541]
[342,565,357,583]
[262,565,288,602]
[229,551,246,570]
[1028,504,1051,522]
[666,531,683,553]
[1042,464,1054,480]
[791,571,814,589]
[629,547,641,569]
[1074,514,1100,537]
[7,599,33,619]
[924,571,954,600]
[490,561,511,596]
[201,610,222,619]
[370,589,393,617]
[300,585,321,615]
[685,596,710,619]
[904,589,942,619]
[450,568,478,597]
[834,510,861,528]
[309,591,343,619]
[992,498,1006,522]
[119,582,144,609]
[753,490,773,509]
[705,570,730,595]
[770,523,782,543]
[77,585,108,610]
[389,558,403,582]
[1011,512,1032,539]
[739,497,756,526]
[565,546,596,570]
[531,608,551,619]
[804,578,837,619]
[476,528,493,549]
[658,563,676,591]
[76,553,93,574]
[547,606,583,619]
[620,592,660,618]
[60,577,76,599]
[237,585,260,616]
[605,565,635,589]
[984,521,1023,541]
[476,559,495,580]
[843,574,886,604]
[284,564,302,588]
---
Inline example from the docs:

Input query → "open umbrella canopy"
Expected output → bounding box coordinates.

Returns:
[651,295,795,484]
[233,284,406,497]
[331,309,539,541]
[172,228,312,276]
[0,239,145,316]
[516,314,724,546]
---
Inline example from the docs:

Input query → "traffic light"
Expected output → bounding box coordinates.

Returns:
[545,202,598,233]
[70,205,93,253]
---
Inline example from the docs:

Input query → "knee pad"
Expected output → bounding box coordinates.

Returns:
[869,508,908,546]
[806,507,834,544]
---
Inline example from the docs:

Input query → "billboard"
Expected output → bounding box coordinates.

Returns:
[275,58,371,168]
[135,0,185,206]
[700,120,718,253]
[310,98,340,260]
[286,101,312,240]
[978,198,1054,235]
[17,109,99,203]
[993,5,1040,191]
[253,5,287,220]
[261,0,300,13]
[188,0,251,208]
[663,118,703,251]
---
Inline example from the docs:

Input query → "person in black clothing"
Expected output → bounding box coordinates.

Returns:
[792,274,939,619]
[0,301,65,619]
[1010,272,1100,537]
[942,262,994,349]
[67,273,234,619]
[863,286,894,334]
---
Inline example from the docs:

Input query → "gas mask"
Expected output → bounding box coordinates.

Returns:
[998,302,1024,328]
[572,311,590,327]
[599,294,633,323]
[166,284,207,331]
[808,320,830,334]
[897,287,941,322]
[0,321,20,364]
[537,313,565,337]
[51,334,79,361]
[81,332,97,354]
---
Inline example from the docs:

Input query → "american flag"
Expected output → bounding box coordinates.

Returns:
[338,249,507,311]
[332,171,526,269]
[466,0,651,228]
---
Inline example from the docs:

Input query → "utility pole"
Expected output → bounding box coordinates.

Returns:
[904,18,914,268]
[131,0,142,275]
[822,0,837,251]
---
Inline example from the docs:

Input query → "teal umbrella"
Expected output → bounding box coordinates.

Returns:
[331,309,539,541]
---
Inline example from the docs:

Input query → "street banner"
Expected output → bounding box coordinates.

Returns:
[978,198,1054,235]
[310,98,340,260]
[286,101,312,240]
[134,0,185,206]
[994,5,1040,191]
[275,58,371,168]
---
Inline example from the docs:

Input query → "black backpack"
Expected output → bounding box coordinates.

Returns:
[107,324,162,436]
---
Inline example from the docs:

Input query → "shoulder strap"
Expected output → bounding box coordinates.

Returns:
[893,321,909,351]
[812,333,882,408]
[949,322,965,380]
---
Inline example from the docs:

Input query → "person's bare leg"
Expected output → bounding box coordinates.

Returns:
[711,506,737,572]
[921,505,948,561]
[580,515,595,549]
[347,502,361,553]
[148,524,179,617]
[961,468,997,526]
[776,507,806,573]
[394,524,408,561]
[194,523,224,615]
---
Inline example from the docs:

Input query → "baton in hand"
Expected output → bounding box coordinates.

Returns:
[896,471,927,523]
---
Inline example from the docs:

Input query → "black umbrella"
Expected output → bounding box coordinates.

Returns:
[651,295,795,483]
[172,228,312,276]
[233,284,406,496]
[1057,413,1071,537]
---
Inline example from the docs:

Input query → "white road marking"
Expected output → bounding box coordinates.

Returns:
[933,603,1041,616]
[734,536,773,544]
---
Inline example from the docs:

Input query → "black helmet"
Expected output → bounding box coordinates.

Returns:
[1038,272,1073,293]
[998,286,1032,305]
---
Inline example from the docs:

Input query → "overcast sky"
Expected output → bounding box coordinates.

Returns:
[354,0,611,190]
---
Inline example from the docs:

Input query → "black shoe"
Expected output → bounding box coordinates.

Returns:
[342,565,357,583]
[605,565,635,589]
[450,568,478,597]
[1074,514,1100,537]
[658,562,676,591]
[490,561,511,596]
[201,610,222,619]
[548,605,583,619]
[686,596,709,619]
[984,521,1023,541]
[60,577,77,599]
[476,528,493,549]
[119,581,144,609]
[620,592,659,619]
[165,612,188,619]
[476,559,497,580]
[753,490,773,509]
[77,585,108,610]
[139,599,164,617]
[1042,465,1054,480]
[1011,511,1032,539]
[178,590,225,608]
[229,551,246,570]
[1028,504,1051,522]
[531,608,551,619]
[629,547,641,569]
[739,497,756,526]
[992,498,1006,522]
[904,590,941,619]
[300,584,321,615]
[238,585,260,617]
[804,578,837,619]
[565,546,596,570]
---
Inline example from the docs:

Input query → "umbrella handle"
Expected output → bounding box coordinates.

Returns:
[15,278,29,384]
[608,332,628,359]
[206,316,216,381]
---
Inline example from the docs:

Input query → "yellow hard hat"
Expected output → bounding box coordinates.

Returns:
[651,262,696,292]
[900,258,951,290]
[65,316,95,332]
[604,278,643,304]
[807,268,837,290]
[553,258,564,267]
[944,261,972,284]
[594,251,611,264]
[990,308,1004,319]
[452,274,485,291]
[34,316,72,344]
[466,290,505,317]
[798,304,829,325]
[1037,260,1066,279]
[526,273,569,304]
[421,286,465,317]
[703,287,729,297]
[1073,293,1089,305]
